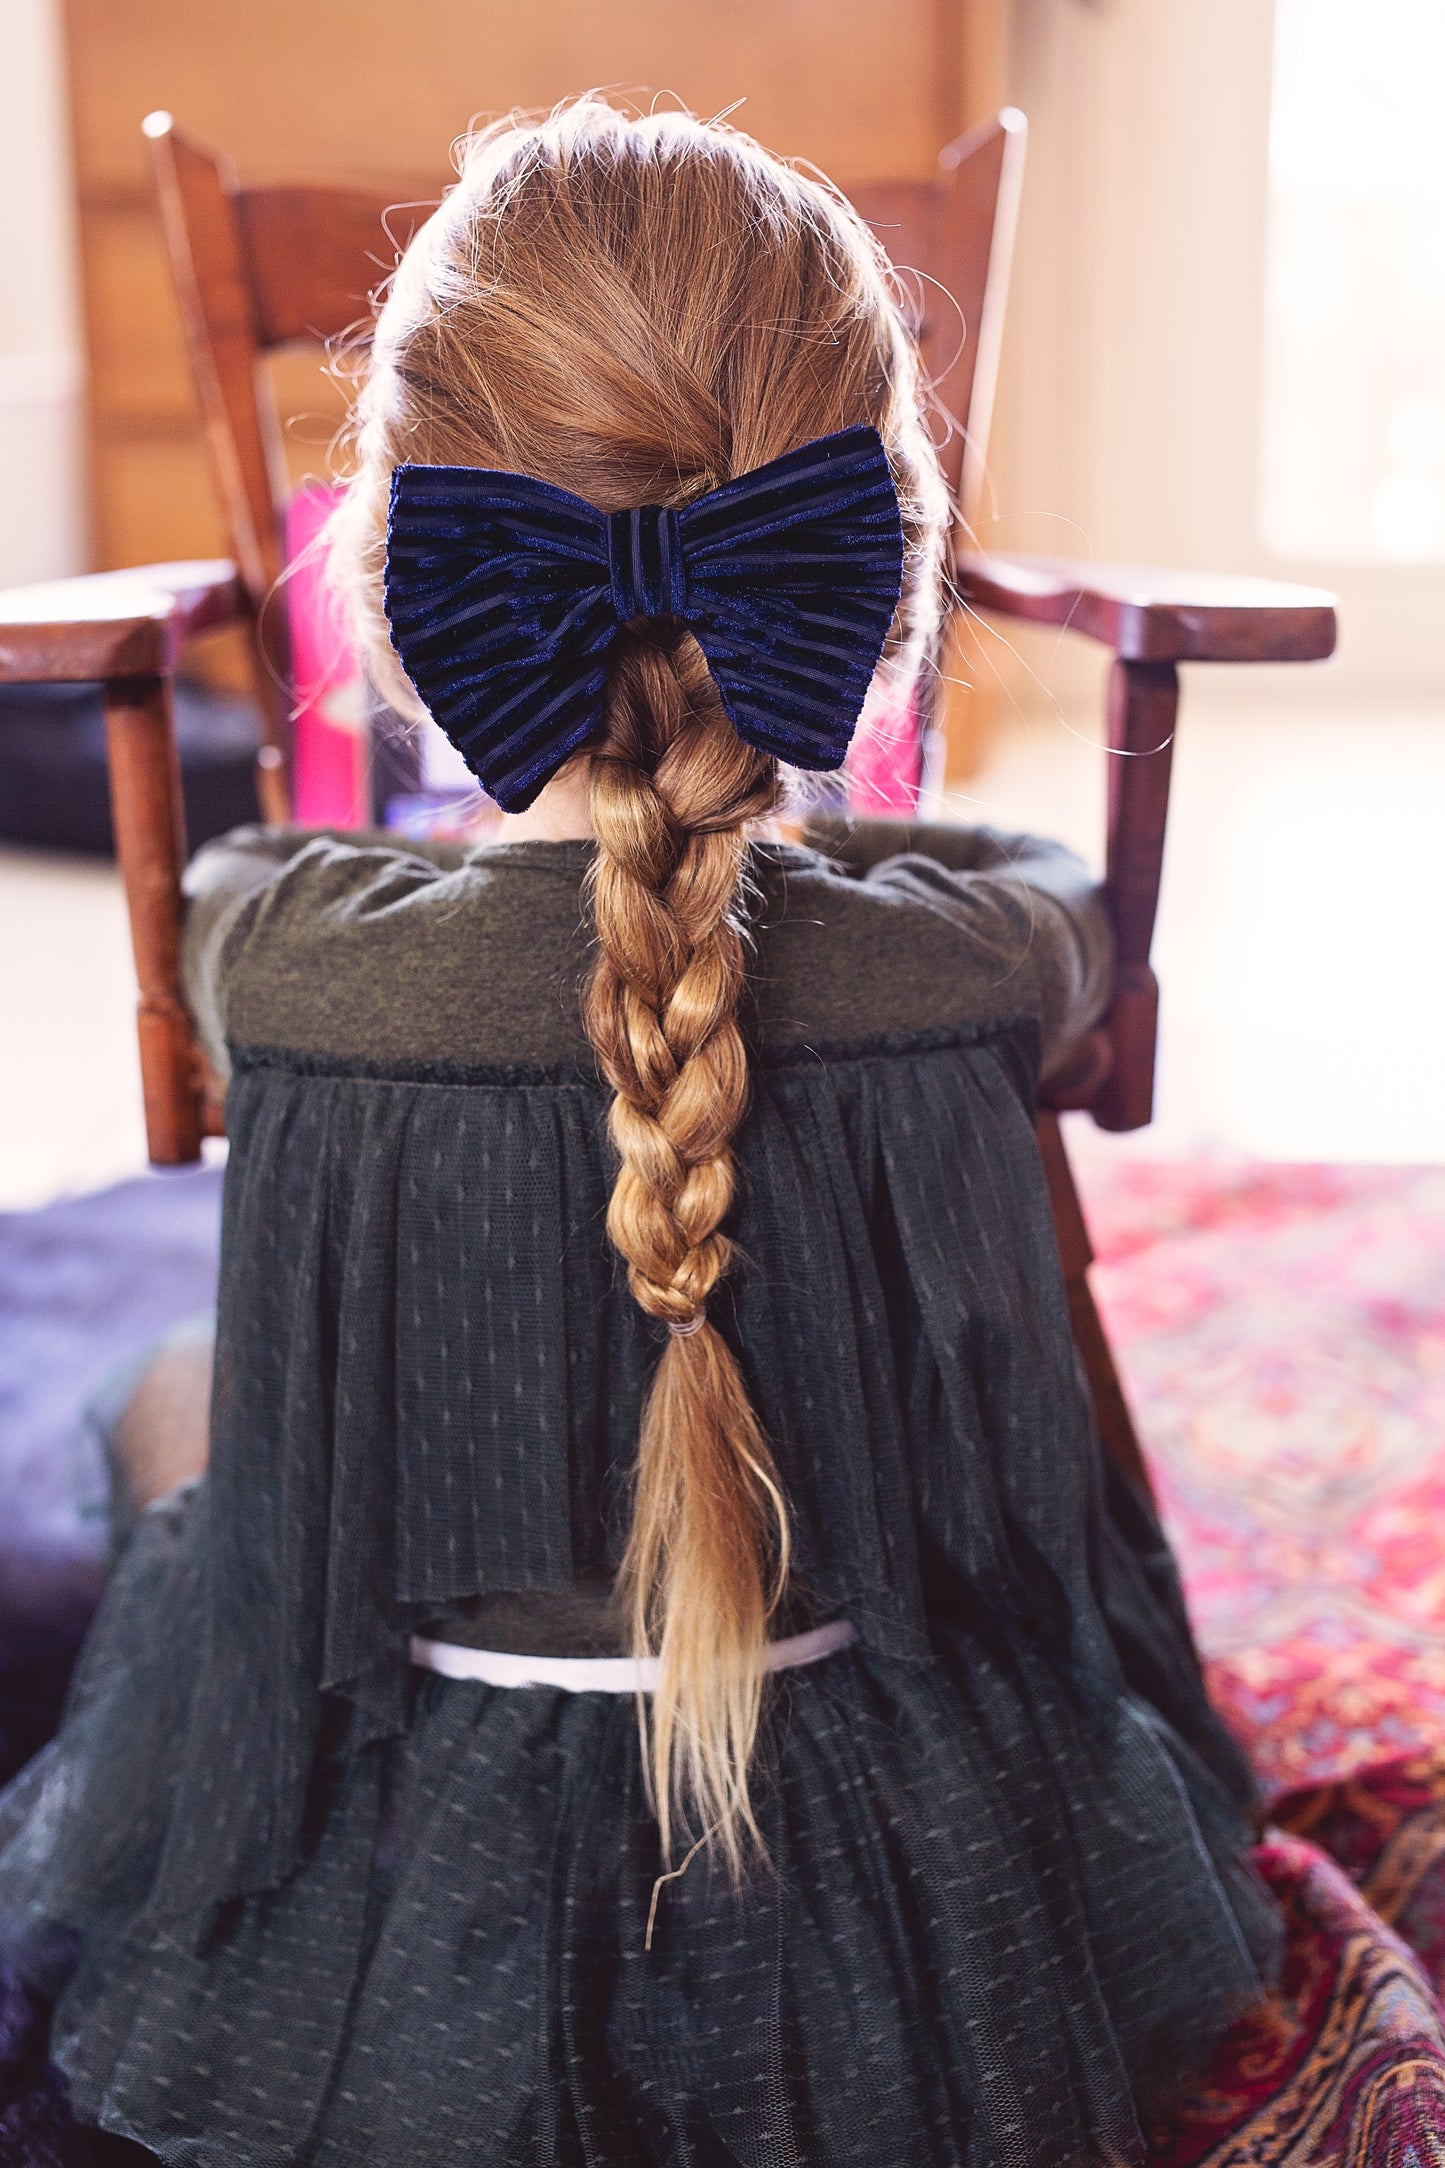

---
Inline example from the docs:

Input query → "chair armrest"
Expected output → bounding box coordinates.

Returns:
[954,553,1337,665]
[0,560,244,683]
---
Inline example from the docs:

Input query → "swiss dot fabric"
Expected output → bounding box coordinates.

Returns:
[0,843,1278,2166]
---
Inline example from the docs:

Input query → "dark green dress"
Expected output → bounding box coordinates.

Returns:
[0,822,1277,2168]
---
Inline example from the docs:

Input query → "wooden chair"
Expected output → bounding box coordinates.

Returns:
[0,108,1336,1496]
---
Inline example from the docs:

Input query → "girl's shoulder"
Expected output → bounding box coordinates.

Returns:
[182,819,1107,1083]
[183,828,600,1079]
[748,826,1110,1071]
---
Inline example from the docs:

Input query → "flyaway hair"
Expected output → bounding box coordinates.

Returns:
[332,97,950,1874]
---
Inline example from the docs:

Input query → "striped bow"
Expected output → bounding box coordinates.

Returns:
[383,425,905,812]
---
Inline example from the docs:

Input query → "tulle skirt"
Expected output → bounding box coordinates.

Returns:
[0,1489,1277,2168]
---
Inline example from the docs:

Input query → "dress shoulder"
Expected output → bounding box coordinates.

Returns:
[185,830,598,1077]
[183,823,1109,1084]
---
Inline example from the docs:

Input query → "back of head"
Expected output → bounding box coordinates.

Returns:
[337,98,949,1873]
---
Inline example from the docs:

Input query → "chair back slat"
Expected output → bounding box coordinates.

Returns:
[849,112,1025,516]
[935,109,1027,528]
[145,115,292,809]
[845,178,937,340]
[236,185,440,348]
[146,118,284,610]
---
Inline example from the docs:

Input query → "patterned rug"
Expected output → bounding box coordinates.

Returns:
[1075,1154,1445,2161]
[1151,1826,1445,2165]
[1081,1158,1445,1798]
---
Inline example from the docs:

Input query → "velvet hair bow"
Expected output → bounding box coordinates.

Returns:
[383,424,906,812]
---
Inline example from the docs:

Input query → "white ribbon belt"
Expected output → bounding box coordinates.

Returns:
[410,1617,857,1694]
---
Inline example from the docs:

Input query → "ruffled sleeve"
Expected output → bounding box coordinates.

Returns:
[182,826,472,1081]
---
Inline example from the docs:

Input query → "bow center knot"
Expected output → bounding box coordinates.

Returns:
[607,505,686,624]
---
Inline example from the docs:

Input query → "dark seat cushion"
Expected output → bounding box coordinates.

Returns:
[0,679,260,856]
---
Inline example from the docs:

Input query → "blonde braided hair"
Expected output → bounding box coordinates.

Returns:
[585,631,785,1867]
[334,99,950,1873]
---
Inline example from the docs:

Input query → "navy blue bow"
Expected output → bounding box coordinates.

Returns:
[383,425,905,811]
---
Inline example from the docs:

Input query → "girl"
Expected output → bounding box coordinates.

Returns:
[0,100,1276,2165]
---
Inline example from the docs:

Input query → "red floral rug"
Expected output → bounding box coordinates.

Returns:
[1082,1159,1445,1798]
[1075,1155,1445,2162]
[1150,1819,1445,2165]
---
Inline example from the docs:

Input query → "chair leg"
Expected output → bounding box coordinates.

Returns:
[1094,658,1177,1134]
[1034,1109,1155,1500]
[103,672,205,1165]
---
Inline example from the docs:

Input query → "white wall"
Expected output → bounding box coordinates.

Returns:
[982,0,1444,704]
[0,0,87,587]
[994,0,1273,568]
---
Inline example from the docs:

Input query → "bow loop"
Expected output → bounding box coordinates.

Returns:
[385,426,905,811]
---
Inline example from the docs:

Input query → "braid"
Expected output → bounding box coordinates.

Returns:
[584,626,787,1874]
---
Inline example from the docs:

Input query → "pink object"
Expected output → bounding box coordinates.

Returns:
[285,484,371,828]
[845,680,924,814]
